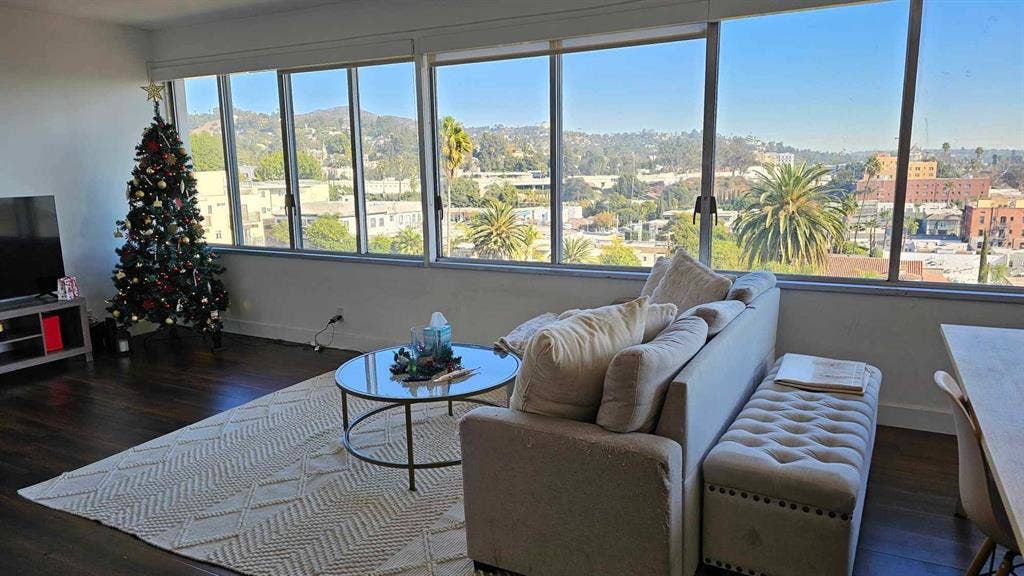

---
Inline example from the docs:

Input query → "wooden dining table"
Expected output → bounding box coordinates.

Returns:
[941,324,1024,549]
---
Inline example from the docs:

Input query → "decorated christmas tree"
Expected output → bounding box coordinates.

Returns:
[107,82,229,343]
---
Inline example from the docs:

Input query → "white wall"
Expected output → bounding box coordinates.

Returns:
[0,7,152,314]
[218,251,1024,434]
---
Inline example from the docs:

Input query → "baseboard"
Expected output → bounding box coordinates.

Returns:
[877,401,954,435]
[220,317,393,353]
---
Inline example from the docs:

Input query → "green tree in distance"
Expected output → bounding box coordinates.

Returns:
[254,150,324,181]
[467,199,529,260]
[562,235,596,264]
[304,214,356,252]
[440,116,473,255]
[732,163,845,270]
[189,132,225,171]
[599,236,641,267]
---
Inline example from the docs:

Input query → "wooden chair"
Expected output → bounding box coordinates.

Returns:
[934,371,1021,576]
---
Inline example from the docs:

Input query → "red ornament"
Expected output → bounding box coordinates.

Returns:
[146,140,160,153]
[142,299,155,311]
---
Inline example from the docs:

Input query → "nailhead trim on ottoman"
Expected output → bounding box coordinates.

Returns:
[701,356,881,576]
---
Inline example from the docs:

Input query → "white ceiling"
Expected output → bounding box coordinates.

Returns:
[0,0,349,30]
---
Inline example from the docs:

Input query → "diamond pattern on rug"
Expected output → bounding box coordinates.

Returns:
[19,371,507,576]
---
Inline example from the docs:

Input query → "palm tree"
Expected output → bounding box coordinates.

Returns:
[467,199,529,260]
[393,226,423,255]
[838,193,859,254]
[856,155,882,251]
[562,235,596,264]
[733,163,846,270]
[440,116,473,255]
[516,225,541,261]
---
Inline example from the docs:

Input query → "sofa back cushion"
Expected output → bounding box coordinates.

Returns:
[726,271,777,304]
[650,249,732,312]
[682,299,747,338]
[511,297,648,421]
[597,315,708,433]
[641,256,670,297]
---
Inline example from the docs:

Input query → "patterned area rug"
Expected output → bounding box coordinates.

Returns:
[19,371,505,576]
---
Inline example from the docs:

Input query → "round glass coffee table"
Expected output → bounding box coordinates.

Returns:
[334,343,520,491]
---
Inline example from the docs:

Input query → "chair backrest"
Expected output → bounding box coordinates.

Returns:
[933,371,1016,549]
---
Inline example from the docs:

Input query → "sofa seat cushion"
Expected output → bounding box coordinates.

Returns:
[597,315,708,433]
[703,358,881,514]
[510,297,648,422]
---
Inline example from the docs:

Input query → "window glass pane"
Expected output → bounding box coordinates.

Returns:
[359,63,423,256]
[229,70,289,248]
[289,69,356,252]
[183,76,232,245]
[909,0,1024,285]
[561,40,705,268]
[435,56,550,262]
[715,1,909,279]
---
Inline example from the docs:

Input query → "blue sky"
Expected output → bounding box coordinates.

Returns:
[185,0,1023,152]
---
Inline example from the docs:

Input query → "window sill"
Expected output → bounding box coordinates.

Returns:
[211,245,1024,305]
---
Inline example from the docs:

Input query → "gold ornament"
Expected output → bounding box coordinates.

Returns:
[131,315,139,322]
[165,317,175,325]
[135,190,145,198]
[143,217,151,225]
[166,154,177,166]
[152,199,163,208]
[141,81,165,102]
[132,177,140,186]
[146,167,155,175]
[114,230,124,238]
[201,297,209,304]
[131,277,140,284]
[157,180,167,189]
[143,229,154,236]
[178,146,187,156]
[116,271,126,280]
[181,236,191,245]
[112,310,121,318]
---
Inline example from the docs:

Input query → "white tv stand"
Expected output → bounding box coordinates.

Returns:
[0,297,92,375]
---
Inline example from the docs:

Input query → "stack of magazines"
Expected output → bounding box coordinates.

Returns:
[774,353,867,395]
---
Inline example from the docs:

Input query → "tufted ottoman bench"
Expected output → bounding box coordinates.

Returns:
[701,356,881,576]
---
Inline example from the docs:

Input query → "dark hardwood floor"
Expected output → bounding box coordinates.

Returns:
[0,333,985,575]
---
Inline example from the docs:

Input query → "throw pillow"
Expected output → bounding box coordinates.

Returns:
[727,271,777,304]
[559,300,677,343]
[597,315,709,433]
[511,297,648,421]
[682,299,746,338]
[649,249,732,312]
[641,256,670,297]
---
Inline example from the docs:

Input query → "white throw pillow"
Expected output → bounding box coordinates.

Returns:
[511,297,648,422]
[597,315,709,433]
[641,256,670,297]
[559,300,677,343]
[649,249,732,312]
[682,300,746,338]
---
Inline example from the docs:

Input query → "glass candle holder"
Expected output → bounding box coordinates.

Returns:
[410,326,432,359]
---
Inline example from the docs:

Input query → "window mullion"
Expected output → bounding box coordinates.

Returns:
[698,21,721,266]
[887,0,924,282]
[277,71,300,250]
[217,75,244,247]
[348,68,369,254]
[549,52,564,264]
[415,56,439,265]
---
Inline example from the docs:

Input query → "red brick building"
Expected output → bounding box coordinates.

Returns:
[856,177,990,204]
[961,203,1024,249]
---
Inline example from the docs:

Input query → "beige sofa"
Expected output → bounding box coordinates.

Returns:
[460,287,781,576]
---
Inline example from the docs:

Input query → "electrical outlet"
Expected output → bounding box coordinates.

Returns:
[334,307,344,323]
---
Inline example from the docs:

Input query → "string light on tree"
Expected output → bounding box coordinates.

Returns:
[107,82,229,345]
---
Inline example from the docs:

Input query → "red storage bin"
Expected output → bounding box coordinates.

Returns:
[42,314,64,353]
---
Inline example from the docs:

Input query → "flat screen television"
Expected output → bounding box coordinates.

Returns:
[0,196,65,301]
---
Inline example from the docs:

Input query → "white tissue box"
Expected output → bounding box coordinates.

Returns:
[424,324,452,355]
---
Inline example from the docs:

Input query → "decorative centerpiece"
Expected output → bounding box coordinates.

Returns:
[390,312,461,382]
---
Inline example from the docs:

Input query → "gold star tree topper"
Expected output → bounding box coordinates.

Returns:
[141,81,165,102]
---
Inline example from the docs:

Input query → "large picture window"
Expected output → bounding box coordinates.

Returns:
[715,0,910,279]
[561,40,705,268]
[434,56,551,262]
[170,0,1024,293]
[909,0,1024,285]
[182,76,233,245]
[287,68,356,252]
[228,71,288,248]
